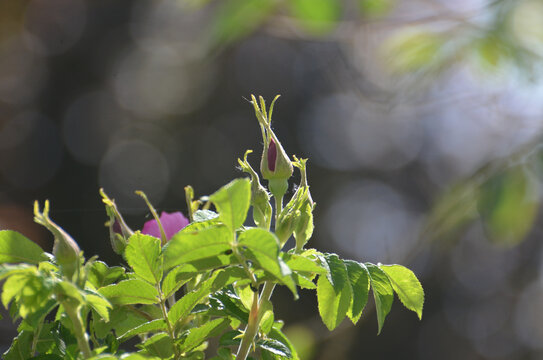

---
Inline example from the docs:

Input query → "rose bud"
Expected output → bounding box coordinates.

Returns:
[251,94,293,200]
[275,157,315,250]
[238,149,273,229]
[34,200,81,281]
[100,188,133,254]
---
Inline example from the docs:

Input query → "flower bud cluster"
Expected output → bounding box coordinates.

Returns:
[243,95,316,251]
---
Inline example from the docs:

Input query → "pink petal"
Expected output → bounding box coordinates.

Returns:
[141,211,189,240]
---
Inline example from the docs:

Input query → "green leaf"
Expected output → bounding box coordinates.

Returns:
[282,253,326,274]
[3,271,53,318]
[138,332,173,358]
[29,354,64,360]
[120,353,160,360]
[124,233,163,285]
[98,279,159,305]
[260,300,274,334]
[365,263,394,334]
[122,354,161,360]
[236,285,255,311]
[0,230,46,264]
[238,228,297,296]
[55,280,84,303]
[291,273,317,289]
[85,292,112,322]
[193,210,219,222]
[4,330,33,360]
[316,255,353,331]
[22,299,56,328]
[2,273,31,308]
[162,264,199,298]
[321,254,348,292]
[163,225,232,269]
[87,261,125,289]
[0,264,35,281]
[268,328,300,360]
[379,264,424,320]
[219,330,243,347]
[288,0,341,35]
[210,291,249,323]
[209,178,251,231]
[257,338,291,358]
[344,260,370,324]
[117,319,167,341]
[179,318,230,353]
[186,254,239,272]
[93,306,150,340]
[168,270,229,326]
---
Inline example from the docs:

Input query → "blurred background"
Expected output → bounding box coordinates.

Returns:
[2,0,543,358]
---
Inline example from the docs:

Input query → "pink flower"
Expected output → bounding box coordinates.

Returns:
[142,211,189,240]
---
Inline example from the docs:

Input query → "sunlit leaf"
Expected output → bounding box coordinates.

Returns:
[124,233,163,285]
[168,270,229,326]
[138,332,173,358]
[344,260,369,324]
[316,256,352,330]
[209,178,251,231]
[98,279,159,305]
[4,330,33,360]
[179,318,230,353]
[0,230,47,265]
[163,225,232,269]
[365,263,393,334]
[238,228,297,296]
[379,264,424,319]
[117,319,167,341]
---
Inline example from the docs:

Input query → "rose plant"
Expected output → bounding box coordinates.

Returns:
[0,96,424,360]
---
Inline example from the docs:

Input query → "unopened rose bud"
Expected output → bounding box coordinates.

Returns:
[238,149,273,229]
[34,200,81,281]
[100,188,133,254]
[251,95,293,200]
[275,157,315,250]
[292,157,315,252]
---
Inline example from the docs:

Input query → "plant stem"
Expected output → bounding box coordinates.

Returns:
[31,320,43,357]
[236,194,285,359]
[158,288,181,360]
[63,302,92,359]
[259,281,275,306]
[236,290,260,360]
[274,196,282,225]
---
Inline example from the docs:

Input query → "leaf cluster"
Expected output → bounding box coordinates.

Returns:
[0,96,423,360]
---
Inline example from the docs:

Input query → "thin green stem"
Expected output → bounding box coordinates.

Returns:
[158,287,181,360]
[136,191,168,246]
[236,290,260,360]
[31,320,43,357]
[274,196,283,225]
[63,302,92,359]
